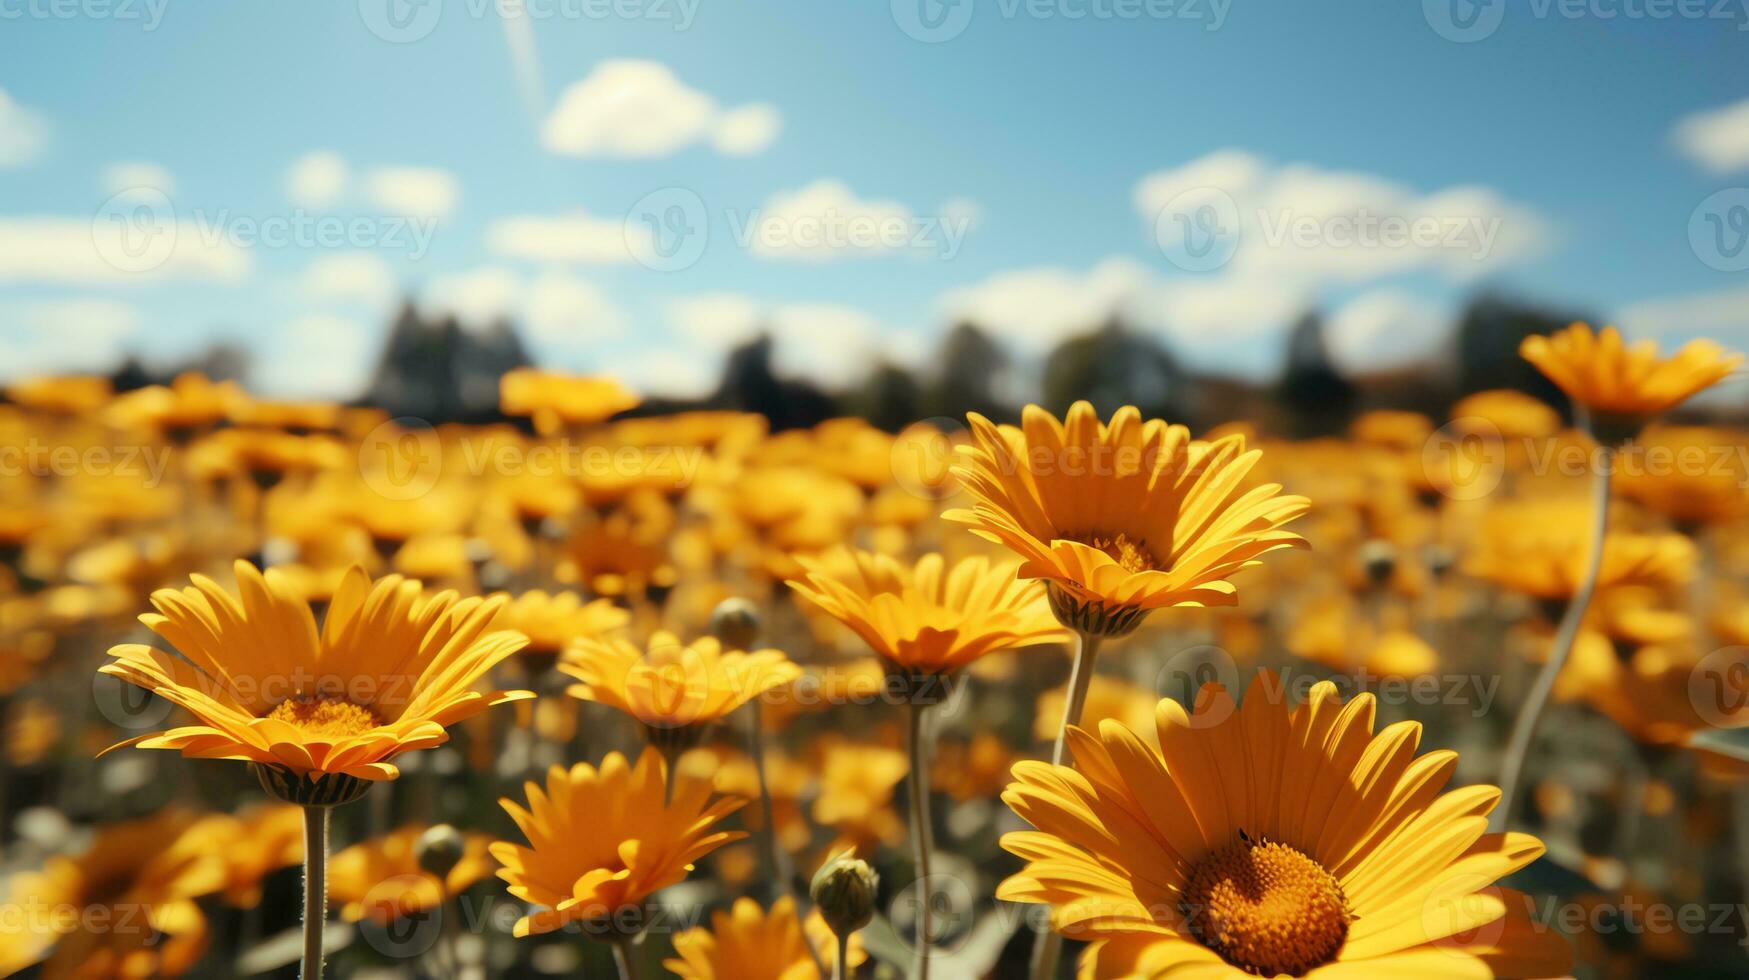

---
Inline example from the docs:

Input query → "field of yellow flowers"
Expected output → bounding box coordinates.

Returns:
[2,323,1749,979]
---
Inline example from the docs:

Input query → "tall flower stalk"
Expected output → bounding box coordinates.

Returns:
[300,806,329,980]
[1491,411,1610,831]
[905,697,936,980]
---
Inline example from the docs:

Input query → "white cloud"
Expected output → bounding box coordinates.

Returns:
[364,166,458,220]
[746,179,953,262]
[614,350,718,400]
[0,90,47,168]
[0,214,251,285]
[1134,150,1547,284]
[423,266,522,328]
[938,257,1320,378]
[938,257,1154,352]
[103,162,174,195]
[543,60,780,159]
[665,293,899,389]
[256,314,378,400]
[1673,99,1749,174]
[1617,284,1749,341]
[524,272,628,343]
[666,292,762,347]
[486,209,636,264]
[423,267,626,345]
[300,252,397,307]
[0,299,139,377]
[1325,290,1452,375]
[285,151,349,208]
[711,103,782,156]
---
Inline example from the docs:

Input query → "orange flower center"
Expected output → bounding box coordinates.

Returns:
[266,696,381,738]
[1181,836,1351,977]
[1078,532,1160,573]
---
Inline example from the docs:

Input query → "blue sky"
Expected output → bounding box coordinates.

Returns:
[2,1,1747,399]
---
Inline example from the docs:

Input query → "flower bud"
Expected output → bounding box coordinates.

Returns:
[810,849,878,938]
[415,823,466,882]
[710,597,762,652]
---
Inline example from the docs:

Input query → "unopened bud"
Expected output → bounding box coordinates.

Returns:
[415,823,466,881]
[810,849,878,938]
[710,597,762,651]
[1358,539,1397,589]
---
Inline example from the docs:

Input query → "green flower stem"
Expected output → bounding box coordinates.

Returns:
[1030,630,1103,980]
[301,806,329,980]
[611,938,642,980]
[906,698,935,980]
[1492,420,1611,833]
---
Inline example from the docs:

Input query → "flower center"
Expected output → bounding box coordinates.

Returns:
[1078,532,1160,573]
[1181,835,1351,977]
[266,696,381,738]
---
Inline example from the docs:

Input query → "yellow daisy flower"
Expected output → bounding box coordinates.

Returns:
[1465,508,1694,602]
[490,748,746,938]
[99,561,532,802]
[499,368,641,435]
[0,809,231,979]
[999,676,1573,978]
[1520,322,1740,420]
[491,588,630,668]
[561,630,801,736]
[948,402,1308,635]
[787,549,1067,679]
[328,825,496,923]
[666,896,865,980]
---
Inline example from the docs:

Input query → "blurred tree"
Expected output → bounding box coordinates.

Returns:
[1452,295,1586,413]
[709,333,839,431]
[849,363,923,432]
[364,300,531,422]
[1041,320,1185,420]
[1276,311,1355,437]
[921,321,1013,423]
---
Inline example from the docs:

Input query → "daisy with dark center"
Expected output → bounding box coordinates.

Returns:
[948,401,1307,979]
[98,560,533,980]
[999,676,1574,979]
